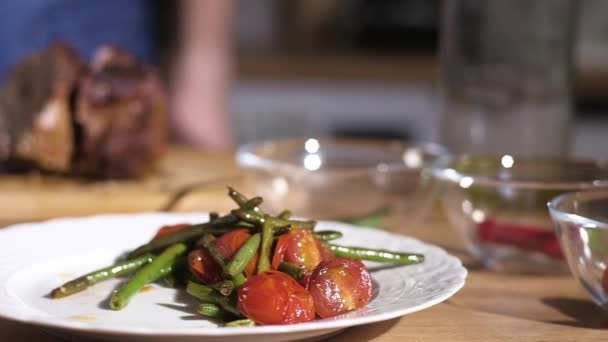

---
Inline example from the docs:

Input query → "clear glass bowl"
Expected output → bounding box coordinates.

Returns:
[549,190,608,310]
[236,137,445,220]
[432,155,608,273]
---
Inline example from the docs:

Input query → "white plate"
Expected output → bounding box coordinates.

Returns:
[0,213,466,342]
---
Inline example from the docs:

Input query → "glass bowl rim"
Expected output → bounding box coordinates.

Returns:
[236,137,447,173]
[548,190,608,230]
[431,154,608,190]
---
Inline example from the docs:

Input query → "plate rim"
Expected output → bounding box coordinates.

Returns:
[0,212,467,337]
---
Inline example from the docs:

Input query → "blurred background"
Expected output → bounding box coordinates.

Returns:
[1,0,607,157]
[164,0,606,157]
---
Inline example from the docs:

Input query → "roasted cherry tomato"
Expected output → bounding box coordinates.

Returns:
[238,270,315,325]
[272,228,324,271]
[316,239,336,262]
[307,258,372,318]
[213,229,258,277]
[151,223,191,240]
[299,272,312,289]
[188,249,222,284]
[298,238,334,288]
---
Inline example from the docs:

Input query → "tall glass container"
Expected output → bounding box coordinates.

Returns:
[440,0,577,156]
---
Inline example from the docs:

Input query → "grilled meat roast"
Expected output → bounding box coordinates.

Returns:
[0,43,166,178]
[0,43,82,172]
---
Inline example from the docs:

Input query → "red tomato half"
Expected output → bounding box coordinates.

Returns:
[316,239,336,262]
[272,228,325,271]
[213,229,250,259]
[213,229,258,277]
[238,270,315,325]
[307,258,373,318]
[188,249,222,284]
[152,223,191,240]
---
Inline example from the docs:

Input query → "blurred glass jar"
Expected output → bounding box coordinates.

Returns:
[439,0,577,156]
[432,154,608,273]
[549,190,608,309]
[237,138,445,222]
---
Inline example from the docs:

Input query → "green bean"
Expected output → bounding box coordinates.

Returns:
[227,188,264,214]
[187,281,241,316]
[198,302,221,317]
[233,275,247,288]
[256,220,274,273]
[339,205,391,228]
[126,217,238,258]
[227,189,269,232]
[278,210,292,220]
[241,197,264,211]
[224,318,256,327]
[278,262,305,281]
[199,233,247,287]
[232,209,316,231]
[158,253,187,288]
[210,280,235,296]
[314,230,343,241]
[199,234,226,266]
[327,244,425,265]
[272,217,316,230]
[273,225,292,236]
[198,303,233,321]
[226,233,261,278]
[227,187,248,204]
[110,243,188,310]
[234,221,256,230]
[227,187,265,216]
[263,215,316,230]
[231,209,265,226]
[186,281,214,297]
[50,254,154,299]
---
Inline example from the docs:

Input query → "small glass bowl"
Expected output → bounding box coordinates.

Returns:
[432,155,608,273]
[236,137,445,220]
[549,190,608,310]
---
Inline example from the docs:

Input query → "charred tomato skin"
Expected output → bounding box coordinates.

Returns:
[237,270,315,325]
[307,257,373,318]
[187,249,222,284]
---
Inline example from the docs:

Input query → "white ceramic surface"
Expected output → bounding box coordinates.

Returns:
[0,213,467,342]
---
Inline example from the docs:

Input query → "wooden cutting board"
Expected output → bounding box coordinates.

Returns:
[0,147,243,226]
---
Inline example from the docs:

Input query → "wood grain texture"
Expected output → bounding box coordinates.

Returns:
[0,146,607,341]
[0,147,240,225]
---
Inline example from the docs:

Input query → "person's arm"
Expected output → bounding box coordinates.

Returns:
[170,0,234,149]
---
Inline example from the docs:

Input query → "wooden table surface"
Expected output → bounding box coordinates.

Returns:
[1,147,607,341]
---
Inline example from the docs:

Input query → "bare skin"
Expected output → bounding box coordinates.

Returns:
[170,0,234,149]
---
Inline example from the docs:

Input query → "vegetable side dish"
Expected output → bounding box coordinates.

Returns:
[50,188,424,326]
